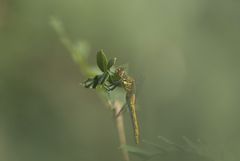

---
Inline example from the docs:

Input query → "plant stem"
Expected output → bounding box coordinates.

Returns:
[114,101,130,161]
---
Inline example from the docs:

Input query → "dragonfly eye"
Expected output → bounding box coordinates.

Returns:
[116,68,121,74]
[116,68,125,77]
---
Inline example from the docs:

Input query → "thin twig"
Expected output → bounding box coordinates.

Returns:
[114,101,130,161]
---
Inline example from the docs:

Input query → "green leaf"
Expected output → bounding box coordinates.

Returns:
[97,74,105,85]
[82,78,94,88]
[158,136,184,151]
[107,57,117,69]
[92,75,101,88]
[97,50,108,72]
[158,136,175,145]
[182,136,200,152]
[142,140,168,152]
[120,144,158,159]
[98,73,109,85]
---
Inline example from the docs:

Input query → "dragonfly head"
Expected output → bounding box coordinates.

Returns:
[115,67,125,77]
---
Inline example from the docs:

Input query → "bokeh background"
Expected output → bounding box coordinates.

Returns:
[1,0,240,161]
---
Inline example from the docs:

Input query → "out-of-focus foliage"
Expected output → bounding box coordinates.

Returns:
[122,136,214,161]
[1,0,240,161]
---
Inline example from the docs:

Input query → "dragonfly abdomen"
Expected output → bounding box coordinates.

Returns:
[127,93,140,144]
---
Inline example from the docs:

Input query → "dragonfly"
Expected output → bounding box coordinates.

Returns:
[82,51,140,144]
[107,67,140,144]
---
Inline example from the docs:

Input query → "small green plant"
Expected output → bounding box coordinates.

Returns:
[81,50,116,90]
[50,17,140,161]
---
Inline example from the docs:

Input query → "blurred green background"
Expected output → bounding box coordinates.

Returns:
[1,0,240,161]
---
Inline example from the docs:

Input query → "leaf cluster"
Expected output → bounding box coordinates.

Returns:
[82,50,119,91]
